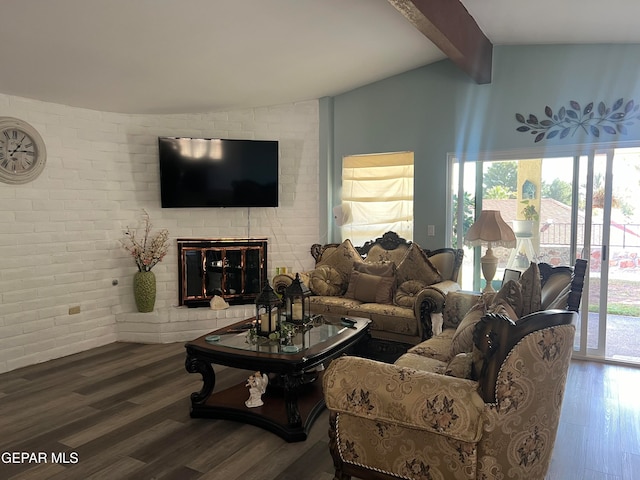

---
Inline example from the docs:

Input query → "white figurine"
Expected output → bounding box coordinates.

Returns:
[245,371,269,408]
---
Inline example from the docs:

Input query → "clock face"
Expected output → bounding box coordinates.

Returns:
[0,118,47,184]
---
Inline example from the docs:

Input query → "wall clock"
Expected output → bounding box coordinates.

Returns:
[0,117,47,184]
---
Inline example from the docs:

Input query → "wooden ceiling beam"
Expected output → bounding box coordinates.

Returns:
[388,0,493,84]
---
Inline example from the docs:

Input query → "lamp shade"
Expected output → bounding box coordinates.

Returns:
[464,210,516,248]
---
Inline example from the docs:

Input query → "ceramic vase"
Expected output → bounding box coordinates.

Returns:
[133,271,156,312]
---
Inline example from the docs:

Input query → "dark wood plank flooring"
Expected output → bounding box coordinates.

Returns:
[0,342,638,480]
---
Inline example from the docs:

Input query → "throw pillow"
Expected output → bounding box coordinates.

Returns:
[365,244,409,265]
[449,303,485,357]
[308,265,345,296]
[345,270,395,304]
[445,352,473,379]
[488,298,519,320]
[493,280,523,318]
[394,280,427,307]
[355,261,396,277]
[316,239,363,283]
[442,291,483,330]
[449,287,522,358]
[396,244,443,286]
[519,262,542,316]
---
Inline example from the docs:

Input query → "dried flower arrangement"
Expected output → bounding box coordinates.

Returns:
[120,210,169,272]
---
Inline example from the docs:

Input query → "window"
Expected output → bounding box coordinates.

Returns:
[340,151,414,246]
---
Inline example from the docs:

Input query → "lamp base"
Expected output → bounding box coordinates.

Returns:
[480,247,499,293]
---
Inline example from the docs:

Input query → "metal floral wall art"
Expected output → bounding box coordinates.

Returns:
[515,98,640,143]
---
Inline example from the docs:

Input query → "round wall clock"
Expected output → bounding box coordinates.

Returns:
[0,117,47,184]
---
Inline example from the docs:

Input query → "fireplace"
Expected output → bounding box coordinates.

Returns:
[177,238,268,307]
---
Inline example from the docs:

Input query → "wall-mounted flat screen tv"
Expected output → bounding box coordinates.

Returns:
[158,137,279,208]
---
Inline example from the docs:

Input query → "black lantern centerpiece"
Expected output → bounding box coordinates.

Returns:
[283,273,312,325]
[255,281,281,337]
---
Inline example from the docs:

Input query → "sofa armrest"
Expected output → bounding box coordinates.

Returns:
[272,272,312,296]
[415,280,461,340]
[323,356,485,443]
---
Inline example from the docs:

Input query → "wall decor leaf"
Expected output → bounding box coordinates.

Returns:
[625,100,635,112]
[515,98,639,143]
[598,102,606,116]
[584,102,593,115]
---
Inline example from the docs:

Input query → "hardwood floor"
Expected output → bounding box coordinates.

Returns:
[0,342,638,480]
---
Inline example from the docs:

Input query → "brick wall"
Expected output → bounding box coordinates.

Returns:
[0,94,320,373]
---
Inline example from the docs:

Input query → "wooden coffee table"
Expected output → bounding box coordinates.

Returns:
[184,314,370,442]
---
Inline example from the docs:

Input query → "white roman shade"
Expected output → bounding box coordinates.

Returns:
[341,151,414,245]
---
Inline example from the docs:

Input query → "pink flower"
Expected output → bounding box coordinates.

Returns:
[120,210,169,272]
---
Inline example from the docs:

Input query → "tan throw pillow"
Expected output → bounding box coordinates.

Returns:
[449,304,485,357]
[308,265,345,296]
[365,244,409,265]
[442,291,483,330]
[488,298,519,320]
[493,280,523,318]
[345,270,395,304]
[396,244,443,286]
[445,352,473,379]
[316,239,363,283]
[355,261,396,277]
[394,280,427,307]
[519,262,542,316]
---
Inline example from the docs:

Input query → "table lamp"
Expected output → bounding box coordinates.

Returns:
[464,210,516,292]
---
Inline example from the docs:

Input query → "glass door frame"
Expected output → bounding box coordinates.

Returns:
[448,140,640,365]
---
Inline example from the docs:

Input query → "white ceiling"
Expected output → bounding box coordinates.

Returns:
[2,0,640,115]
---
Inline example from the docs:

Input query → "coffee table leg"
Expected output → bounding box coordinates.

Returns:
[283,374,303,426]
[185,352,215,404]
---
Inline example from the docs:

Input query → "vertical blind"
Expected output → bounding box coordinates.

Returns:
[341,151,414,245]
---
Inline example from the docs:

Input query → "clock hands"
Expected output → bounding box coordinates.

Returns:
[8,134,27,157]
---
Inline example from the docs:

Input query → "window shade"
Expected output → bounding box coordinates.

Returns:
[341,152,414,245]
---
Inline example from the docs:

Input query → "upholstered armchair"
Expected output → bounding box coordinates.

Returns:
[323,259,587,480]
[324,309,577,480]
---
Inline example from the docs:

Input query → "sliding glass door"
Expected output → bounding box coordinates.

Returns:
[577,149,640,362]
[450,145,640,365]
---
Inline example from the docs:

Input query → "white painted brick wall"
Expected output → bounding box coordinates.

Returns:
[0,94,320,373]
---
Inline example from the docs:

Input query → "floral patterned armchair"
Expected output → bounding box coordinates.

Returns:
[323,296,583,479]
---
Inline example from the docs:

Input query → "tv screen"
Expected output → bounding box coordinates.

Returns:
[158,137,279,208]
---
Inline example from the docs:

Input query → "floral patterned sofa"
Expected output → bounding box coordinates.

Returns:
[272,232,464,360]
[323,259,587,480]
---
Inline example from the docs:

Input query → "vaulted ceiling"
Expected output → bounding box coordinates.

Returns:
[2,0,640,114]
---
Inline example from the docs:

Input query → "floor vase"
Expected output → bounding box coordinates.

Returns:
[134,271,156,312]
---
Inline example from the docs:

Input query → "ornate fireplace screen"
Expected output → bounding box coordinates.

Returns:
[178,238,267,307]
